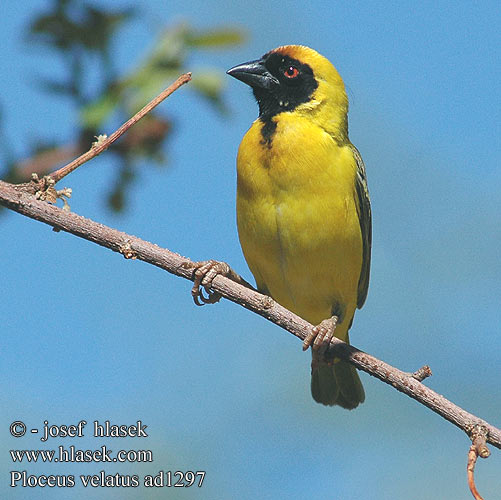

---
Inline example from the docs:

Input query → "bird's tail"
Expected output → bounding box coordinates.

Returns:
[310,336,365,409]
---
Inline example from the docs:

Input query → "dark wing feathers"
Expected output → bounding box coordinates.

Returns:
[349,145,372,309]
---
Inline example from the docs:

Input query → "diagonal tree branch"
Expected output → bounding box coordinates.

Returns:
[0,178,500,453]
[11,73,191,197]
[49,72,192,185]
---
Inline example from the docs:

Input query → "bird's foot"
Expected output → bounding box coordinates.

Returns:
[182,259,231,306]
[302,316,339,361]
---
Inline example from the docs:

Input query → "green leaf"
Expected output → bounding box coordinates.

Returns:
[127,69,179,112]
[185,28,245,48]
[80,91,121,129]
[190,70,227,113]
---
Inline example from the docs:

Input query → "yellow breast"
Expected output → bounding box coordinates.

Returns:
[236,114,363,333]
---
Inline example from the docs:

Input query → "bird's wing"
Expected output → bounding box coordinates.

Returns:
[350,144,372,309]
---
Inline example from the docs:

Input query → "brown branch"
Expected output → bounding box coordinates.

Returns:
[0,179,500,456]
[50,72,191,184]
[467,425,490,500]
[467,447,483,500]
[12,73,191,196]
[12,116,171,182]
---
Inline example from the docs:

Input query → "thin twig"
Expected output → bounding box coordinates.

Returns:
[0,179,500,455]
[467,446,483,500]
[50,72,192,184]
[467,426,490,500]
[10,73,191,197]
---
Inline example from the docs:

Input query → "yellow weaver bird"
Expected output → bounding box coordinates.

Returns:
[227,45,372,409]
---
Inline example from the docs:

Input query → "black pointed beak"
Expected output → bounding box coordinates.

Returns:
[227,59,279,90]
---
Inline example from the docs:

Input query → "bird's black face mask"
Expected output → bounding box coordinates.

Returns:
[227,52,318,121]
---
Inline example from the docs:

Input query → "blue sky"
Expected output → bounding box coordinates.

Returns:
[1,1,500,499]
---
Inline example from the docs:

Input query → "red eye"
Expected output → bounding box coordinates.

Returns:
[284,66,299,78]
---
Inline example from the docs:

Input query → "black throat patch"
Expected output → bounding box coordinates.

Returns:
[254,52,318,145]
[260,118,277,147]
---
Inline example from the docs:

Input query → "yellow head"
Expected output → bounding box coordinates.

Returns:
[227,45,349,140]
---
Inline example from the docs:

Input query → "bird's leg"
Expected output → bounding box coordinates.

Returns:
[302,316,339,362]
[181,259,254,306]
